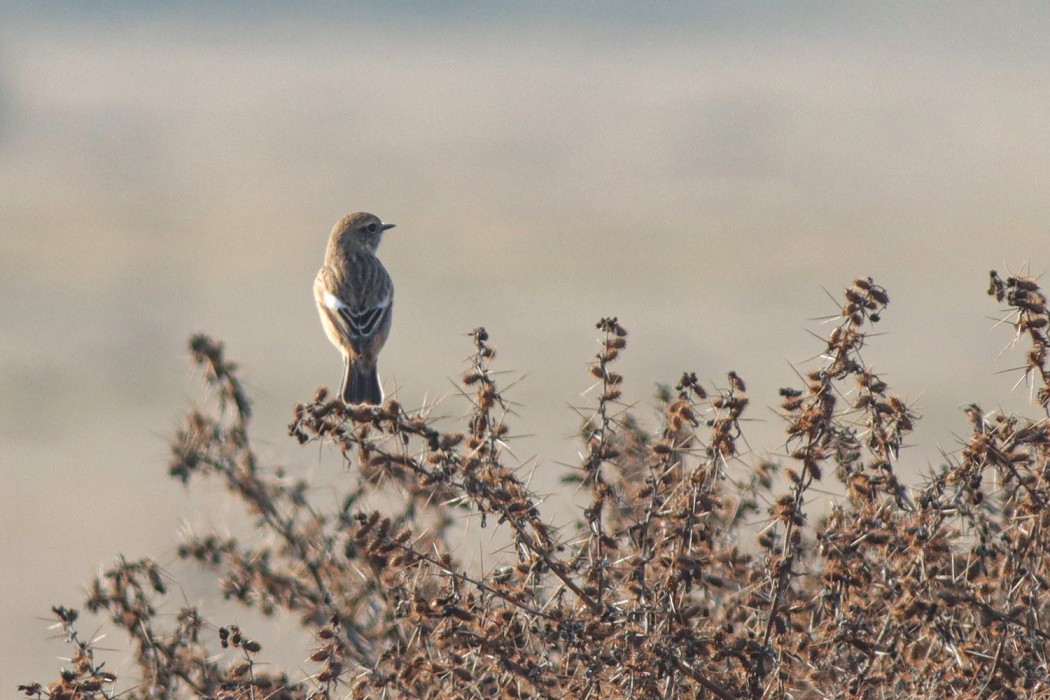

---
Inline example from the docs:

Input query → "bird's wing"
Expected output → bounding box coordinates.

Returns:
[322,289,392,353]
[318,253,393,358]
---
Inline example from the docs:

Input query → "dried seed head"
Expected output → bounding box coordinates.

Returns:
[727,371,746,393]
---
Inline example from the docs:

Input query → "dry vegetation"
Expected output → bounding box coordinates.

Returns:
[20,271,1050,699]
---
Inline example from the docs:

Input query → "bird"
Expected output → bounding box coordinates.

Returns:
[314,212,395,405]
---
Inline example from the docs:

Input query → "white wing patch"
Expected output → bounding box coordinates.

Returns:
[323,290,347,311]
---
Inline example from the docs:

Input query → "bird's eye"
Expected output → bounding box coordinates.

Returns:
[367,223,378,233]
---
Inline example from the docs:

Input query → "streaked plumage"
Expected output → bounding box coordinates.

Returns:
[314,212,395,405]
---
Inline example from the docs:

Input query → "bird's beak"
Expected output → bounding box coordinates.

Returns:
[381,223,396,231]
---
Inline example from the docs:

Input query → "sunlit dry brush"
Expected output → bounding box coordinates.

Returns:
[20,271,1050,699]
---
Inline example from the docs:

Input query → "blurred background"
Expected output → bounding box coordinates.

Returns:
[3,1,1049,689]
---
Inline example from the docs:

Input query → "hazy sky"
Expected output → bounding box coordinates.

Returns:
[3,3,1049,690]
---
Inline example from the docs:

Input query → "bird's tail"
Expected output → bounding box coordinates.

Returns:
[342,361,383,406]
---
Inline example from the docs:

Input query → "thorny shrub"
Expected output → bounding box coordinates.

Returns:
[20,271,1050,699]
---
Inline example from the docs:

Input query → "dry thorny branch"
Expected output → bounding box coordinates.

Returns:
[22,272,1050,699]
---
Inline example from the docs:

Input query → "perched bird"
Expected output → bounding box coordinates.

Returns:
[314,212,395,405]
